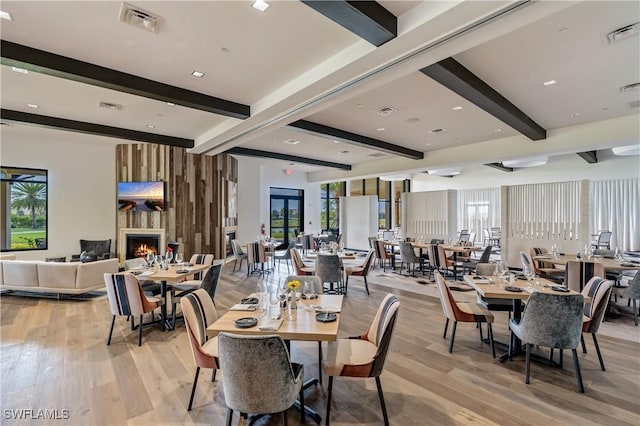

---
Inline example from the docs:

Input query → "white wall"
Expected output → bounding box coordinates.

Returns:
[412,152,639,191]
[1,126,118,260]
[236,157,321,243]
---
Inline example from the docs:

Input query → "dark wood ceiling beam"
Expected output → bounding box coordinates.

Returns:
[226,147,352,170]
[577,151,598,164]
[301,1,396,46]
[0,40,250,119]
[1,109,193,148]
[420,58,546,141]
[288,119,424,160]
[484,162,514,172]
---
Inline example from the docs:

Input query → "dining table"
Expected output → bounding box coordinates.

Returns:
[136,263,210,331]
[207,294,344,423]
[535,253,640,272]
[464,274,590,363]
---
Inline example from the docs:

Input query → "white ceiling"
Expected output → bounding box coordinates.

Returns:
[1,1,639,177]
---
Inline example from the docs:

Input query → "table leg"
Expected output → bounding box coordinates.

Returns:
[160,281,174,331]
[284,339,323,423]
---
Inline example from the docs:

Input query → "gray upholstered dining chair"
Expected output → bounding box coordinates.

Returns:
[398,241,423,277]
[508,291,585,392]
[345,249,375,295]
[274,240,296,273]
[614,271,640,325]
[315,254,344,294]
[218,333,304,425]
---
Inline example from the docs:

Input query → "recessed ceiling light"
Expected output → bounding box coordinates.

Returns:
[356,104,363,108]
[333,140,339,144]
[191,70,205,78]
[494,128,502,133]
[543,80,557,86]
[166,102,175,107]
[340,150,349,154]
[146,124,155,129]
[451,106,463,111]
[27,104,39,109]
[570,112,580,117]
[377,127,385,132]
[251,0,270,12]
[283,139,300,145]
[220,47,229,53]
[0,10,12,21]
[11,67,28,74]
[425,142,432,146]
[602,107,609,111]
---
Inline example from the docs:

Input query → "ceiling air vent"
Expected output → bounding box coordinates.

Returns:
[620,82,640,93]
[283,139,300,145]
[629,100,640,109]
[119,2,161,33]
[607,22,639,44]
[374,106,398,116]
[99,102,123,111]
[368,153,386,158]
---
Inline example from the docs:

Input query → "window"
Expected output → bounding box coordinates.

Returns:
[349,178,403,230]
[1,166,48,251]
[270,187,303,246]
[320,182,345,234]
[393,180,410,227]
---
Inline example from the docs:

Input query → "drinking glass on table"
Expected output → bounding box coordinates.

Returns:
[303,281,315,311]
[155,254,165,270]
[175,252,184,267]
[146,252,155,269]
[523,265,535,291]
[165,250,174,265]
[269,285,282,320]
[256,280,268,318]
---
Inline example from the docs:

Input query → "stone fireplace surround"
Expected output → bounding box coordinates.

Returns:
[118,228,165,264]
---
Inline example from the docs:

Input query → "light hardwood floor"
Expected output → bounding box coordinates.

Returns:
[1,262,639,425]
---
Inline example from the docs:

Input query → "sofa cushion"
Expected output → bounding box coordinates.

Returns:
[76,258,119,289]
[37,262,78,289]
[2,261,39,287]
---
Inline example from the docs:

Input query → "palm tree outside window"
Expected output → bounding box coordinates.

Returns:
[1,166,48,251]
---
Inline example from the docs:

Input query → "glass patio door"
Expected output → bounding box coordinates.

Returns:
[270,188,304,247]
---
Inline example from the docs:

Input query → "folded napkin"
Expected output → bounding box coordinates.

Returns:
[472,276,491,284]
[138,270,154,277]
[230,303,257,311]
[259,318,283,331]
[314,306,341,313]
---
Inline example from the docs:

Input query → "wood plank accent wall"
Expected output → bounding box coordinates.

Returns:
[116,144,237,260]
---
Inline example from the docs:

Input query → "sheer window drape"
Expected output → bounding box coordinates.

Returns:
[590,179,639,251]
[457,188,500,239]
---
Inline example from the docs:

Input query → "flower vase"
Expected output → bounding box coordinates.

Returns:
[287,291,297,320]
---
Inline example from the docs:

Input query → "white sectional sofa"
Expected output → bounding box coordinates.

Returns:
[0,258,119,295]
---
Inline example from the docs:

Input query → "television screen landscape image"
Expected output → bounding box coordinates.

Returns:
[117,181,165,211]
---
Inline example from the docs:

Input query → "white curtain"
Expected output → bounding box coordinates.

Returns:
[508,181,581,242]
[457,188,500,239]
[590,179,640,251]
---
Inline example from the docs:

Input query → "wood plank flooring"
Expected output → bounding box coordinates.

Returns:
[1,263,639,425]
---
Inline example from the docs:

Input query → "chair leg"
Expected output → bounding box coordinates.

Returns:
[581,334,587,354]
[478,322,483,342]
[226,408,233,426]
[559,349,564,368]
[107,315,116,345]
[318,341,323,385]
[524,344,531,384]
[488,323,495,358]
[592,333,606,371]
[171,288,177,328]
[325,376,333,425]
[449,321,457,353]
[363,276,370,295]
[443,318,449,338]
[212,368,217,382]
[298,379,305,424]
[634,299,638,326]
[375,376,390,426]
[138,314,143,346]
[188,367,200,411]
[508,330,513,361]
[282,410,288,426]
[572,349,585,393]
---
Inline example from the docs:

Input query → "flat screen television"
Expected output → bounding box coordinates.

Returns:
[117,181,165,212]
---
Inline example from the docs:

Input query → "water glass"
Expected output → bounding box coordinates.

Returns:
[175,252,184,266]
[146,252,155,268]
[269,286,282,320]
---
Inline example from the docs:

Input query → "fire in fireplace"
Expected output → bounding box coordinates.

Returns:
[126,234,161,260]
